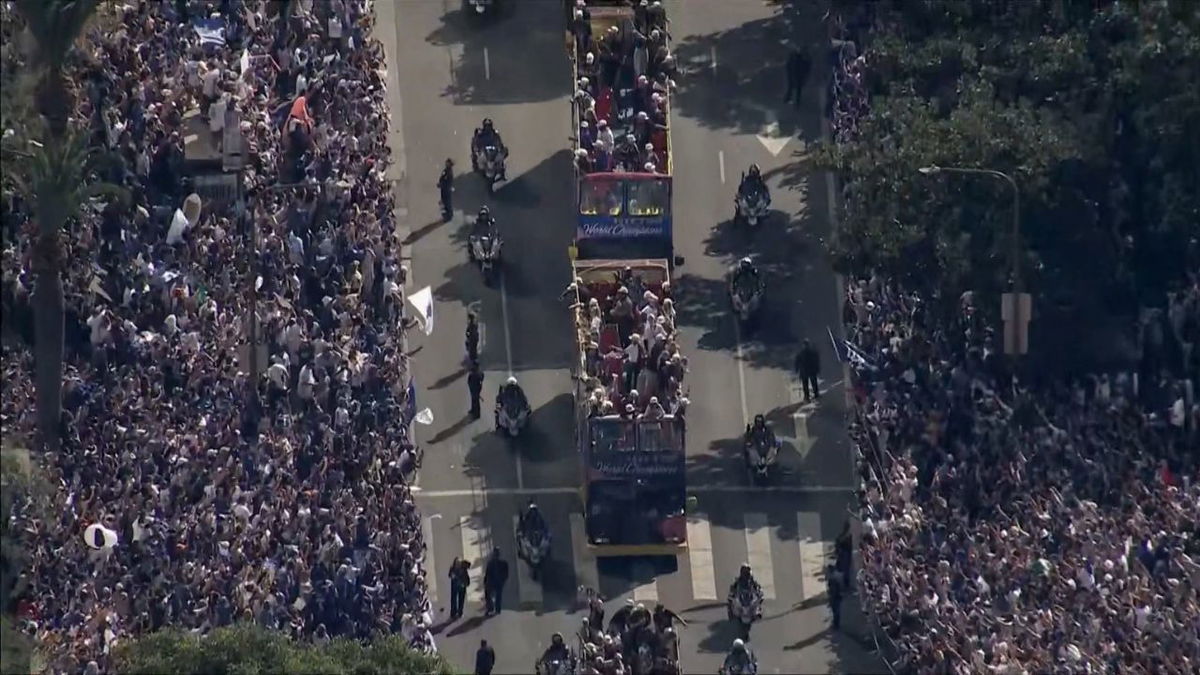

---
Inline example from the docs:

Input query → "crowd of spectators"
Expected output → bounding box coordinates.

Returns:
[1,0,433,671]
[570,0,674,177]
[844,272,1200,674]
[571,268,688,422]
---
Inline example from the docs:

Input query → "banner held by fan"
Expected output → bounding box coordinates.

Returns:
[407,286,435,336]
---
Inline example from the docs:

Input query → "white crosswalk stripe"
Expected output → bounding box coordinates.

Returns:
[570,512,599,593]
[797,511,828,602]
[743,512,776,600]
[686,514,718,600]
[513,515,544,605]
[459,515,488,603]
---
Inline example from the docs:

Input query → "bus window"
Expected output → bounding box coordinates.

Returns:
[638,419,682,453]
[626,178,669,216]
[580,180,623,216]
[590,418,636,454]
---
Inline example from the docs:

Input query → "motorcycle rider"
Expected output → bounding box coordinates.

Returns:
[730,257,761,294]
[519,501,548,540]
[469,206,498,263]
[738,163,769,200]
[538,633,572,668]
[721,638,757,674]
[729,563,764,608]
[472,118,508,179]
[744,414,777,450]
[496,376,529,427]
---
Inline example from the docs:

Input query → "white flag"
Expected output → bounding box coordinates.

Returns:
[406,285,435,336]
[415,408,434,426]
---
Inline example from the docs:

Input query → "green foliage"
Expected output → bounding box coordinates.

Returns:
[11,0,101,70]
[821,0,1200,312]
[113,624,456,675]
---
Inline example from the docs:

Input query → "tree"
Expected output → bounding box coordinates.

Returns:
[10,0,101,453]
[114,624,454,675]
[819,0,1200,361]
[1,443,53,675]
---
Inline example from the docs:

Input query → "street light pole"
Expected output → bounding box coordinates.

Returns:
[918,165,1028,355]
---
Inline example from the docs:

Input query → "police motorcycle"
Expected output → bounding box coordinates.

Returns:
[516,502,552,580]
[495,376,531,437]
[734,165,771,227]
[472,119,508,194]
[718,639,758,675]
[468,206,502,284]
[534,633,576,675]
[743,415,780,483]
[728,258,764,326]
[727,565,765,640]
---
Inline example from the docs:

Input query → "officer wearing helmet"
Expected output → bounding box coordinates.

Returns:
[745,413,776,449]
[496,376,529,428]
[472,118,508,177]
[730,256,760,292]
[519,500,547,539]
[472,205,497,239]
[538,632,571,670]
[721,637,757,674]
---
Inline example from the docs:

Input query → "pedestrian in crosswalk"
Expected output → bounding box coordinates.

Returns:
[474,639,495,675]
[483,547,509,615]
[448,557,470,620]
[468,361,484,418]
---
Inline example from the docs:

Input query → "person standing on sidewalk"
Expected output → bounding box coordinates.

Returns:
[835,520,854,592]
[483,547,509,615]
[465,311,480,366]
[448,557,470,620]
[474,639,496,675]
[795,338,821,401]
[784,47,811,107]
[826,564,844,631]
[468,361,484,419]
[438,158,454,221]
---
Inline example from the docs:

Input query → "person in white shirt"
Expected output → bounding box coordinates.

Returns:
[87,308,111,347]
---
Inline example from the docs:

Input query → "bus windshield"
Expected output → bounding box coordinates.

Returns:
[590,417,636,454]
[638,419,683,453]
[626,178,669,217]
[580,179,623,216]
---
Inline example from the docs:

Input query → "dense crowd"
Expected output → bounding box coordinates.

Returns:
[570,0,674,177]
[845,273,1200,674]
[571,268,688,421]
[0,0,433,671]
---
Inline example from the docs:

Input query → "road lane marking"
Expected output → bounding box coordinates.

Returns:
[412,485,854,498]
[797,511,828,602]
[788,381,813,460]
[710,46,717,73]
[423,515,441,601]
[460,515,488,603]
[570,513,599,593]
[484,47,491,80]
[686,514,718,600]
[498,269,522,489]
[632,560,659,602]
[733,321,750,427]
[718,150,726,184]
[513,515,544,606]
[743,512,776,600]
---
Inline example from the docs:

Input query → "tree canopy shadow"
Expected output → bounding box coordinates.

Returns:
[434,4,571,105]
[518,393,575,464]
[671,0,824,136]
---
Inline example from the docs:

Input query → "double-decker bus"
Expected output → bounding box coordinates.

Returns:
[569,0,674,262]
[569,258,688,556]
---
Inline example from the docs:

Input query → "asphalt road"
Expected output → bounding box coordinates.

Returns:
[381,0,884,673]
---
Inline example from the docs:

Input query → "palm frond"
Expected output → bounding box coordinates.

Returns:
[12,0,102,68]
[3,126,126,226]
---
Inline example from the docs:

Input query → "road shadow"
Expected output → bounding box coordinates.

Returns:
[671,0,823,137]
[519,393,575,464]
[428,413,475,445]
[444,613,491,637]
[461,425,519,487]
[696,617,740,654]
[429,366,467,390]
[434,4,571,106]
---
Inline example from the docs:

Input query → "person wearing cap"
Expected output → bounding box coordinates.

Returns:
[595,119,615,152]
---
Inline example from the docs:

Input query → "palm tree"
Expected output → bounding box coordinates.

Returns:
[11,0,100,452]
